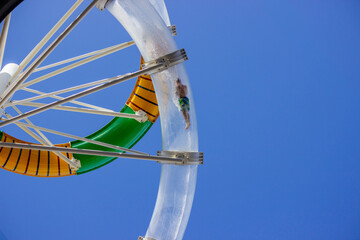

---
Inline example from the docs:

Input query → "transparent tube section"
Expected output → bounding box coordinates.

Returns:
[148,0,170,27]
[107,0,198,239]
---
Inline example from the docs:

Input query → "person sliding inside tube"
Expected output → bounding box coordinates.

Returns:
[176,78,191,130]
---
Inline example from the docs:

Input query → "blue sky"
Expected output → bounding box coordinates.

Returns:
[1,0,360,239]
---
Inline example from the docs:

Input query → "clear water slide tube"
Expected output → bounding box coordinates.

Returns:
[107,0,199,239]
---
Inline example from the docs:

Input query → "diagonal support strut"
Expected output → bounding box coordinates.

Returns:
[0,49,188,128]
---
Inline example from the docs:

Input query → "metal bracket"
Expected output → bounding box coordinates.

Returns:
[95,0,109,11]
[135,110,148,123]
[138,237,157,240]
[157,151,204,165]
[0,142,183,164]
[167,25,177,36]
[70,158,81,170]
[141,49,188,75]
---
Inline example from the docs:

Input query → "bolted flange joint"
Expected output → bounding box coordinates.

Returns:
[70,158,81,170]
[157,151,204,165]
[138,236,157,240]
[167,25,177,36]
[135,110,148,123]
[141,49,188,75]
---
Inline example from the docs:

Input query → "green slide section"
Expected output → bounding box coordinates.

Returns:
[71,105,153,175]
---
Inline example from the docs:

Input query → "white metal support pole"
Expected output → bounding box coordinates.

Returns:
[22,41,134,88]
[20,87,113,112]
[10,121,148,155]
[33,41,135,73]
[0,49,187,127]
[0,0,98,107]
[0,65,160,127]
[10,77,120,105]
[12,101,147,121]
[0,13,11,69]
[3,111,79,169]
[0,0,83,97]
[0,142,184,164]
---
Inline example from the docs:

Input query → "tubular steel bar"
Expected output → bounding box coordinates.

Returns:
[0,49,188,127]
[11,121,148,155]
[22,41,134,88]
[32,26,175,74]
[157,151,204,165]
[0,0,83,100]
[3,111,79,169]
[33,41,134,73]
[11,101,147,120]
[0,65,160,127]
[11,76,120,105]
[0,13,11,69]
[0,142,183,164]
[0,0,98,107]
[20,87,113,112]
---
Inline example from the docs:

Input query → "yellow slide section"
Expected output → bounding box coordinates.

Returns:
[126,57,159,123]
[0,132,75,177]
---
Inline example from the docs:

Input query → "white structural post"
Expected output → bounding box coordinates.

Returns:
[22,41,134,88]
[0,13,11,69]
[10,121,148,155]
[34,41,135,73]
[11,101,147,121]
[0,0,83,100]
[0,0,96,107]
